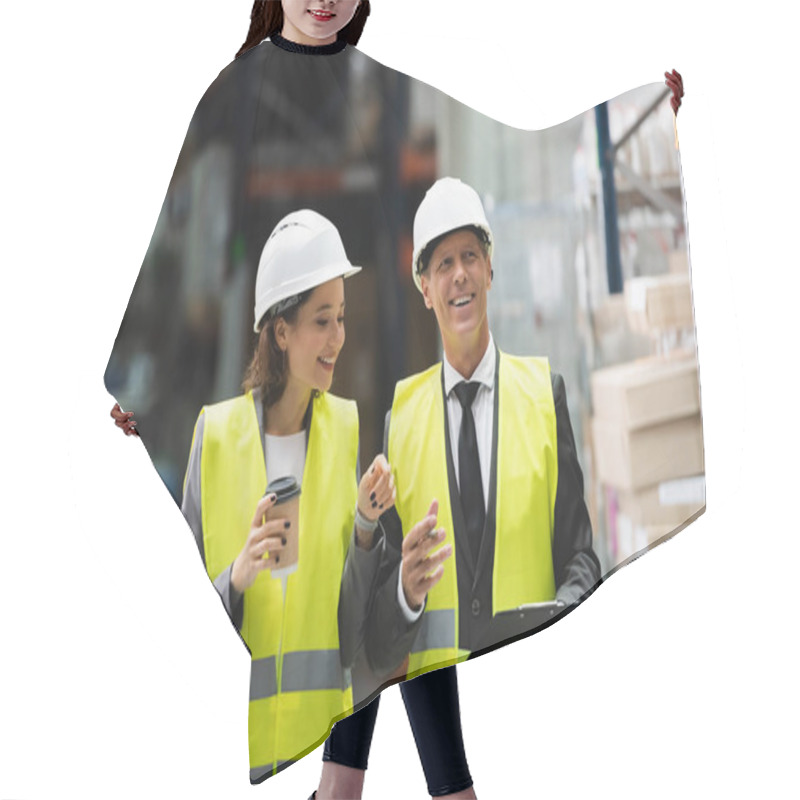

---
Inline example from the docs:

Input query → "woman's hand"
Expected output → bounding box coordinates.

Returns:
[354,454,396,548]
[357,454,396,522]
[231,493,288,593]
[110,402,139,436]
[401,499,452,612]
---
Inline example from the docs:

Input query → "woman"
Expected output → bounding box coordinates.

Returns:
[180,208,394,782]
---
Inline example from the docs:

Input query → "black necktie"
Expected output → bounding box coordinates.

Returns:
[453,381,485,562]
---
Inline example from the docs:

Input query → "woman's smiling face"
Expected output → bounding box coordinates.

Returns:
[275,277,346,395]
[281,1,361,46]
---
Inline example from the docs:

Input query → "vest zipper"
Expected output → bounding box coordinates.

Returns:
[272,577,289,775]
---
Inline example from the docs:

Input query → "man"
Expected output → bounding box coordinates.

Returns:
[365,177,601,680]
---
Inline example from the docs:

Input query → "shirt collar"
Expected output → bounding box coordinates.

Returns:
[443,333,496,397]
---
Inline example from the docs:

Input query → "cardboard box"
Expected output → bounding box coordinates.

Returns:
[668,249,689,274]
[591,294,629,340]
[590,355,701,430]
[625,273,694,333]
[616,476,705,526]
[590,295,653,368]
[592,414,704,491]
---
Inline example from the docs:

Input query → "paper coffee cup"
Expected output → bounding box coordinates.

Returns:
[265,476,301,578]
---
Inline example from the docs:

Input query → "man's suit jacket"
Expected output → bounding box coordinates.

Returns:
[364,368,602,677]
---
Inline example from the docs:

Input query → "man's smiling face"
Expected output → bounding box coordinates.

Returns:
[420,227,492,348]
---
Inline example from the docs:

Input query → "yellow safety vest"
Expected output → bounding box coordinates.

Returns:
[388,352,558,680]
[196,390,357,780]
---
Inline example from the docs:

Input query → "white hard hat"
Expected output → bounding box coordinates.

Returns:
[411,177,493,293]
[254,209,361,332]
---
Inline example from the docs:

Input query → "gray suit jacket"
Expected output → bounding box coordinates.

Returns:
[364,367,602,676]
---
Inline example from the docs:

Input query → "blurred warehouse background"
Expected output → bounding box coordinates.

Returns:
[105,48,702,574]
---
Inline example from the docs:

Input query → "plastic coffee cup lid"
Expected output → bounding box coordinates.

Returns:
[266,476,302,504]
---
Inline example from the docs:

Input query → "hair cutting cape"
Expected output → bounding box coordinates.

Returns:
[105,36,704,782]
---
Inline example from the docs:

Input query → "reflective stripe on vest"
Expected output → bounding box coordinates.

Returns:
[199,390,358,776]
[251,761,293,784]
[388,352,558,677]
[250,655,277,701]
[250,650,350,701]
[281,649,348,693]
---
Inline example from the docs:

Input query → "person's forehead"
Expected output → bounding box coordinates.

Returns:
[431,228,484,260]
[306,277,345,309]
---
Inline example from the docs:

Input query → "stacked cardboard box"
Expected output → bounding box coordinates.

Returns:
[616,476,705,526]
[615,475,705,556]
[590,294,652,367]
[624,273,694,334]
[590,354,705,563]
[667,249,689,274]
[591,356,703,489]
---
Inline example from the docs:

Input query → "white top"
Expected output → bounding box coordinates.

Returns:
[264,430,307,485]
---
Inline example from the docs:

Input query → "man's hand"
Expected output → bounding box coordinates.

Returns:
[401,499,452,611]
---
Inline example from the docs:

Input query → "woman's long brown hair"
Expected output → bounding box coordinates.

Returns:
[241,289,315,408]
[236,1,371,59]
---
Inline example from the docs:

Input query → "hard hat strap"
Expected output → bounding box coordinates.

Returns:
[266,293,302,320]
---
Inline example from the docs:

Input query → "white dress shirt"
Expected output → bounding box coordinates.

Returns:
[397,334,496,622]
